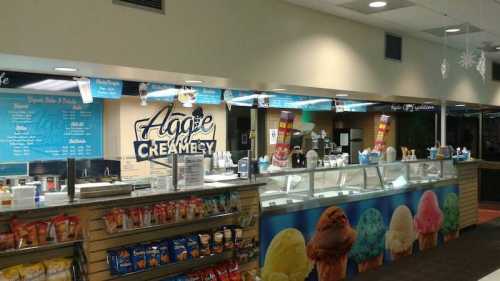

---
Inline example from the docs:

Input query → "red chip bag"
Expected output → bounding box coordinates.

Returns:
[52,215,69,243]
[36,222,49,245]
[187,272,202,281]
[103,212,117,233]
[202,269,218,281]
[67,216,81,240]
[26,222,39,247]
[167,202,176,223]
[215,265,230,281]
[226,261,242,281]
[0,233,15,251]
[10,218,29,248]
[127,208,143,228]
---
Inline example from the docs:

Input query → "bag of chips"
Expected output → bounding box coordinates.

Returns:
[44,258,73,281]
[18,263,45,281]
[0,266,21,281]
[0,233,15,251]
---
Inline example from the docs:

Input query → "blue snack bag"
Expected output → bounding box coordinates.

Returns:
[130,245,147,272]
[159,240,171,265]
[170,238,188,262]
[116,248,133,274]
[186,235,200,259]
[146,242,161,268]
[107,250,119,275]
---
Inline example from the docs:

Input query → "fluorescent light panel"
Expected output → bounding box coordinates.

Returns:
[54,67,78,72]
[21,79,78,91]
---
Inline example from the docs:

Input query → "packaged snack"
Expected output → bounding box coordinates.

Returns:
[67,216,81,240]
[0,265,21,281]
[186,272,202,281]
[186,235,200,259]
[36,222,49,245]
[143,206,152,227]
[108,250,119,275]
[217,195,227,213]
[194,197,205,218]
[10,219,29,248]
[52,215,69,243]
[18,262,45,281]
[114,208,126,231]
[203,198,217,216]
[44,258,72,281]
[127,208,144,229]
[116,249,133,274]
[201,268,217,281]
[0,233,15,251]
[223,227,234,249]
[167,202,176,223]
[229,192,241,212]
[103,212,118,234]
[226,261,242,281]
[176,200,188,220]
[153,203,167,225]
[199,233,211,256]
[187,198,197,220]
[25,222,38,247]
[146,243,161,268]
[159,240,171,265]
[130,245,147,272]
[213,230,224,254]
[234,228,243,248]
[215,265,230,281]
[171,238,188,262]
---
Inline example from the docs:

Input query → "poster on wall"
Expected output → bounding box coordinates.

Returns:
[260,185,460,281]
[133,104,217,161]
[0,93,103,162]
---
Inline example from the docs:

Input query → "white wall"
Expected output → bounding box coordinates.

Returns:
[1,0,499,104]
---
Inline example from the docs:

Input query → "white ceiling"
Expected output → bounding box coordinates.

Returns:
[284,0,500,61]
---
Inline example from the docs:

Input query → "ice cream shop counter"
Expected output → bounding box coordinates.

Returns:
[257,159,468,281]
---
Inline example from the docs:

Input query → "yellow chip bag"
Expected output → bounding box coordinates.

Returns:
[44,258,72,281]
[18,263,45,281]
[0,265,22,281]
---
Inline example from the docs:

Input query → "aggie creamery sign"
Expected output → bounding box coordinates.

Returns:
[133,105,216,161]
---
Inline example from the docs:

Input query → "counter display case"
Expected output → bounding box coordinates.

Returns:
[258,160,457,210]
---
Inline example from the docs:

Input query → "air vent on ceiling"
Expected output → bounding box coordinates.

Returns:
[385,33,402,61]
[113,0,164,13]
[493,62,500,82]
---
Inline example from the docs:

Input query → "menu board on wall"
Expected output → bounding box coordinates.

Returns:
[0,93,103,162]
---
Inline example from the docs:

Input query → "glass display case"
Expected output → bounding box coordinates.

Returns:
[258,159,457,209]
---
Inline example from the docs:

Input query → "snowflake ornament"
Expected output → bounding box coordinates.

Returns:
[440,58,449,79]
[459,50,476,69]
[476,50,486,82]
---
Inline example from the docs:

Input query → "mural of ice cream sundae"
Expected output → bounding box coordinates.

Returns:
[385,205,416,261]
[349,208,386,273]
[441,193,460,242]
[261,228,313,281]
[414,190,443,251]
[307,206,356,281]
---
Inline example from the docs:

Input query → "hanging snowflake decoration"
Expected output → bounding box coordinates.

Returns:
[476,50,486,82]
[459,50,476,69]
[441,58,449,79]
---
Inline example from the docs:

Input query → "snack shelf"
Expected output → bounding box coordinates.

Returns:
[0,239,83,257]
[105,211,240,238]
[115,250,234,279]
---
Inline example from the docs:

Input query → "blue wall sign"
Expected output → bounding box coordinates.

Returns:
[90,78,123,99]
[146,84,221,104]
[0,93,103,162]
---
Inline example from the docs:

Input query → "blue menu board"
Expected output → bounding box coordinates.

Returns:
[268,93,332,111]
[193,87,222,104]
[90,78,123,99]
[0,93,103,162]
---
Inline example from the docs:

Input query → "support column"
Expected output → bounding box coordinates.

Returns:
[250,107,258,160]
[479,112,483,158]
[441,100,447,146]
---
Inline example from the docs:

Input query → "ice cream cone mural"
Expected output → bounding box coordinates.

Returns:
[414,191,443,251]
[441,193,460,242]
[349,208,386,273]
[262,228,313,281]
[385,205,416,261]
[307,206,356,281]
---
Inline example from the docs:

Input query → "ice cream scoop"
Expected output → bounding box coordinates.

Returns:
[261,228,313,281]
[307,206,356,281]
[441,193,459,242]
[385,205,415,260]
[414,191,443,234]
[349,208,386,272]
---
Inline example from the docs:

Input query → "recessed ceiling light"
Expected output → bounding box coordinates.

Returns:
[185,80,203,84]
[445,28,461,33]
[270,88,286,92]
[496,46,500,50]
[54,67,78,72]
[369,1,387,8]
[456,104,466,107]
[336,94,349,97]
[424,101,434,104]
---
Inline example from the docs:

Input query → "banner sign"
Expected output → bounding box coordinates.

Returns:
[260,185,460,281]
[369,103,438,113]
[268,93,332,111]
[0,93,103,161]
[133,105,216,161]
[146,83,221,104]
[90,78,123,99]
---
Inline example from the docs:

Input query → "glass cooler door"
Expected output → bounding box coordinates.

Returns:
[259,170,310,208]
[379,162,409,189]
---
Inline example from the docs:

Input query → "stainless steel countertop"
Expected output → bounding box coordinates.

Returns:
[0,180,264,215]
